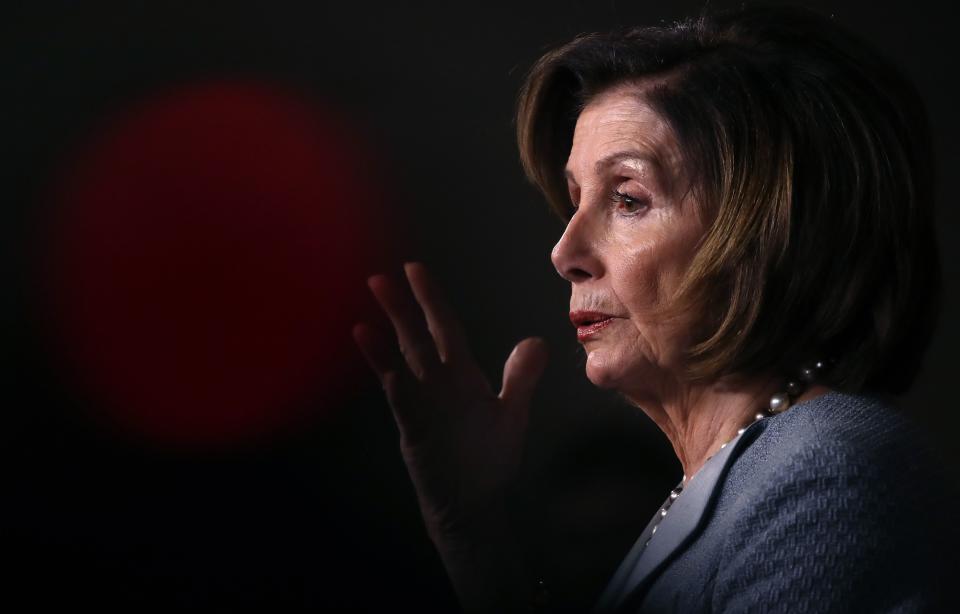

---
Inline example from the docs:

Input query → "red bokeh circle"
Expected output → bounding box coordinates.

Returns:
[40,80,393,450]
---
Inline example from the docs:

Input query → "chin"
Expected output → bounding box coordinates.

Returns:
[584,347,656,392]
[585,366,618,389]
[584,349,631,389]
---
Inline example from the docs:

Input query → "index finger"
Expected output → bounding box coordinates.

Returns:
[367,271,443,381]
[403,261,478,369]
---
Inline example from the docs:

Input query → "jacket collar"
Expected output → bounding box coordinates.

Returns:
[591,418,766,613]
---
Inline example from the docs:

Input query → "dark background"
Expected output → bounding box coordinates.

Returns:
[5,0,958,611]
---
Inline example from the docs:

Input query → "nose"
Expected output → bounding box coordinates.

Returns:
[550,209,603,283]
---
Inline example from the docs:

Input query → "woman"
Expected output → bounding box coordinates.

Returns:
[352,3,959,612]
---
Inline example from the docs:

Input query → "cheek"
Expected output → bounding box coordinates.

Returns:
[610,229,699,357]
[610,238,668,317]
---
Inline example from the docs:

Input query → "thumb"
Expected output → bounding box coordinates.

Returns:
[498,337,549,410]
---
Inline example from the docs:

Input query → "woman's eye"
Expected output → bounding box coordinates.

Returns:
[610,189,649,215]
[569,193,580,215]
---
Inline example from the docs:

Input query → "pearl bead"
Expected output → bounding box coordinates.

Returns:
[769,392,791,414]
[800,366,816,382]
[737,427,746,435]
[660,508,668,517]
[786,380,802,396]
[754,412,768,421]
[652,525,658,534]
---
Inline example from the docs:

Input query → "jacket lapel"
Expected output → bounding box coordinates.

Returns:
[592,419,765,613]
[590,495,669,613]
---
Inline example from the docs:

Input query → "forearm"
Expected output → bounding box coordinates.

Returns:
[425,498,537,613]
[433,529,531,612]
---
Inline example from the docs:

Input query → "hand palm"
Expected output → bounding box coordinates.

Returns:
[352,261,549,541]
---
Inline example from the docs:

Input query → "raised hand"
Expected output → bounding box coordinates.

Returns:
[352,261,549,611]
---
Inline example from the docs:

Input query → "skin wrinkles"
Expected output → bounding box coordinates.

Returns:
[552,81,830,482]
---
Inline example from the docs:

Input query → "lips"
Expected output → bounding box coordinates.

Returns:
[569,310,618,342]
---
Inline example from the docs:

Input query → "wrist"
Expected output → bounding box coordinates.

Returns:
[426,493,539,612]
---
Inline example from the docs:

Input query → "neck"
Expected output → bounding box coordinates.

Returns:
[619,370,832,484]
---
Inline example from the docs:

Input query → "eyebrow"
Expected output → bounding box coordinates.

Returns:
[564,149,671,191]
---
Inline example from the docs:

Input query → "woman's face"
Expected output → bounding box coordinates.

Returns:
[552,83,707,394]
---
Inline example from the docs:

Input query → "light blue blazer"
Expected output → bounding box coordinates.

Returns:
[590,390,960,613]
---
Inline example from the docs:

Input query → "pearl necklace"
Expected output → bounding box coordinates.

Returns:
[527,359,836,610]
[643,358,834,545]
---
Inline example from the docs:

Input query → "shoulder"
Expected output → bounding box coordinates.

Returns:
[730,389,940,491]
[710,390,960,612]
[722,389,955,536]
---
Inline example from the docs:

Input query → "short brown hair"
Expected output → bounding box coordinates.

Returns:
[515,2,940,395]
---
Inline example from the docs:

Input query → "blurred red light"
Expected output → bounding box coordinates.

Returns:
[39,80,393,450]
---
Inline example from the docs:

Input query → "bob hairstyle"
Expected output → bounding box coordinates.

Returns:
[515,2,941,396]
